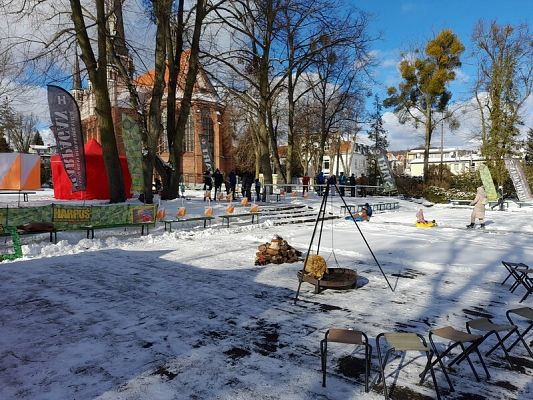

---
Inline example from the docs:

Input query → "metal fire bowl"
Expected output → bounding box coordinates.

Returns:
[298,268,358,290]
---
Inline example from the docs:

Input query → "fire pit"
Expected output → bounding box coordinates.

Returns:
[297,268,358,294]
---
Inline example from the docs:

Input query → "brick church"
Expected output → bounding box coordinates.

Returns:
[70,4,233,185]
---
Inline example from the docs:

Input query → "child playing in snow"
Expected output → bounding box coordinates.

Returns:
[416,209,428,223]
[416,208,436,225]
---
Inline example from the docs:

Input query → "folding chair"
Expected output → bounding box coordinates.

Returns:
[320,328,372,392]
[466,317,517,367]
[501,261,532,303]
[512,269,533,303]
[376,332,440,400]
[420,326,490,393]
[501,261,528,286]
[506,307,533,358]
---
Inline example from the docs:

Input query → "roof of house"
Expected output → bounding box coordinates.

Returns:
[135,50,219,102]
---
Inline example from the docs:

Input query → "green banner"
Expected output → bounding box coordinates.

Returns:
[0,204,157,231]
[478,164,498,201]
[53,206,91,223]
[121,114,144,192]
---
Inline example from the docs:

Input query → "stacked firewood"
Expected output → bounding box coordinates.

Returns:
[255,235,302,265]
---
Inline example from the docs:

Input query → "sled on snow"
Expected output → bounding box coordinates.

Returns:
[416,220,437,228]
[345,215,366,222]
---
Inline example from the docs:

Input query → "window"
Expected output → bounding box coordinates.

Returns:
[324,160,330,170]
[183,114,194,152]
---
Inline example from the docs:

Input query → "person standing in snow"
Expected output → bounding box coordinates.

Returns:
[349,173,357,197]
[338,172,347,196]
[213,169,224,201]
[254,178,261,202]
[302,175,310,196]
[467,186,488,229]
[316,171,325,195]
[203,170,212,201]
[229,170,237,200]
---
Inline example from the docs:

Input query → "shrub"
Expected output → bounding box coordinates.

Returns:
[445,188,475,201]
[422,186,448,203]
[394,175,424,198]
[450,171,482,192]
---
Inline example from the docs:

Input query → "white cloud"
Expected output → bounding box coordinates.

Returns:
[381,58,399,68]
[454,68,470,84]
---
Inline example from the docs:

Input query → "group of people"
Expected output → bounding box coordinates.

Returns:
[415,186,488,229]
[203,169,238,201]
[202,169,262,202]
[314,171,368,197]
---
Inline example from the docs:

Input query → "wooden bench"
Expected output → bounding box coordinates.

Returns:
[82,222,152,239]
[340,204,358,215]
[489,200,509,210]
[356,202,399,212]
[0,190,36,202]
[515,201,533,208]
[1,228,58,244]
[449,199,471,206]
[219,212,260,228]
[163,216,214,232]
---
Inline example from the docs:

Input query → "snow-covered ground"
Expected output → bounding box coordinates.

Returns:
[0,189,532,400]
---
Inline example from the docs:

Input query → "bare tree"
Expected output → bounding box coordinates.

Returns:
[306,42,367,176]
[5,112,40,153]
[207,0,288,187]
[281,0,372,185]
[69,0,126,202]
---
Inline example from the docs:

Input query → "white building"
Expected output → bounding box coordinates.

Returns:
[323,140,370,179]
[406,148,484,177]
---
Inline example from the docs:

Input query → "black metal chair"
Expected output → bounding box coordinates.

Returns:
[501,261,532,303]
[501,261,528,286]
[420,326,490,393]
[506,307,533,358]
[320,328,372,392]
[466,317,517,367]
[377,332,440,400]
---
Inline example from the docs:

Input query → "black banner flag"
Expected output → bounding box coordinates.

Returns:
[47,85,86,192]
[200,136,213,173]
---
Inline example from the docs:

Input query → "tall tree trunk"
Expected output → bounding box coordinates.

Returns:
[168,0,206,194]
[423,102,432,182]
[70,0,125,203]
[267,105,285,183]
[162,0,185,200]
[145,0,171,204]
[257,106,273,187]
[285,87,295,186]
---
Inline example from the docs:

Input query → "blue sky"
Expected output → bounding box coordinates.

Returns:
[12,0,532,150]
[354,0,532,149]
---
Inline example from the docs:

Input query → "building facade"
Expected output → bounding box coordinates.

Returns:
[70,3,233,185]
[405,148,484,177]
[321,139,370,178]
